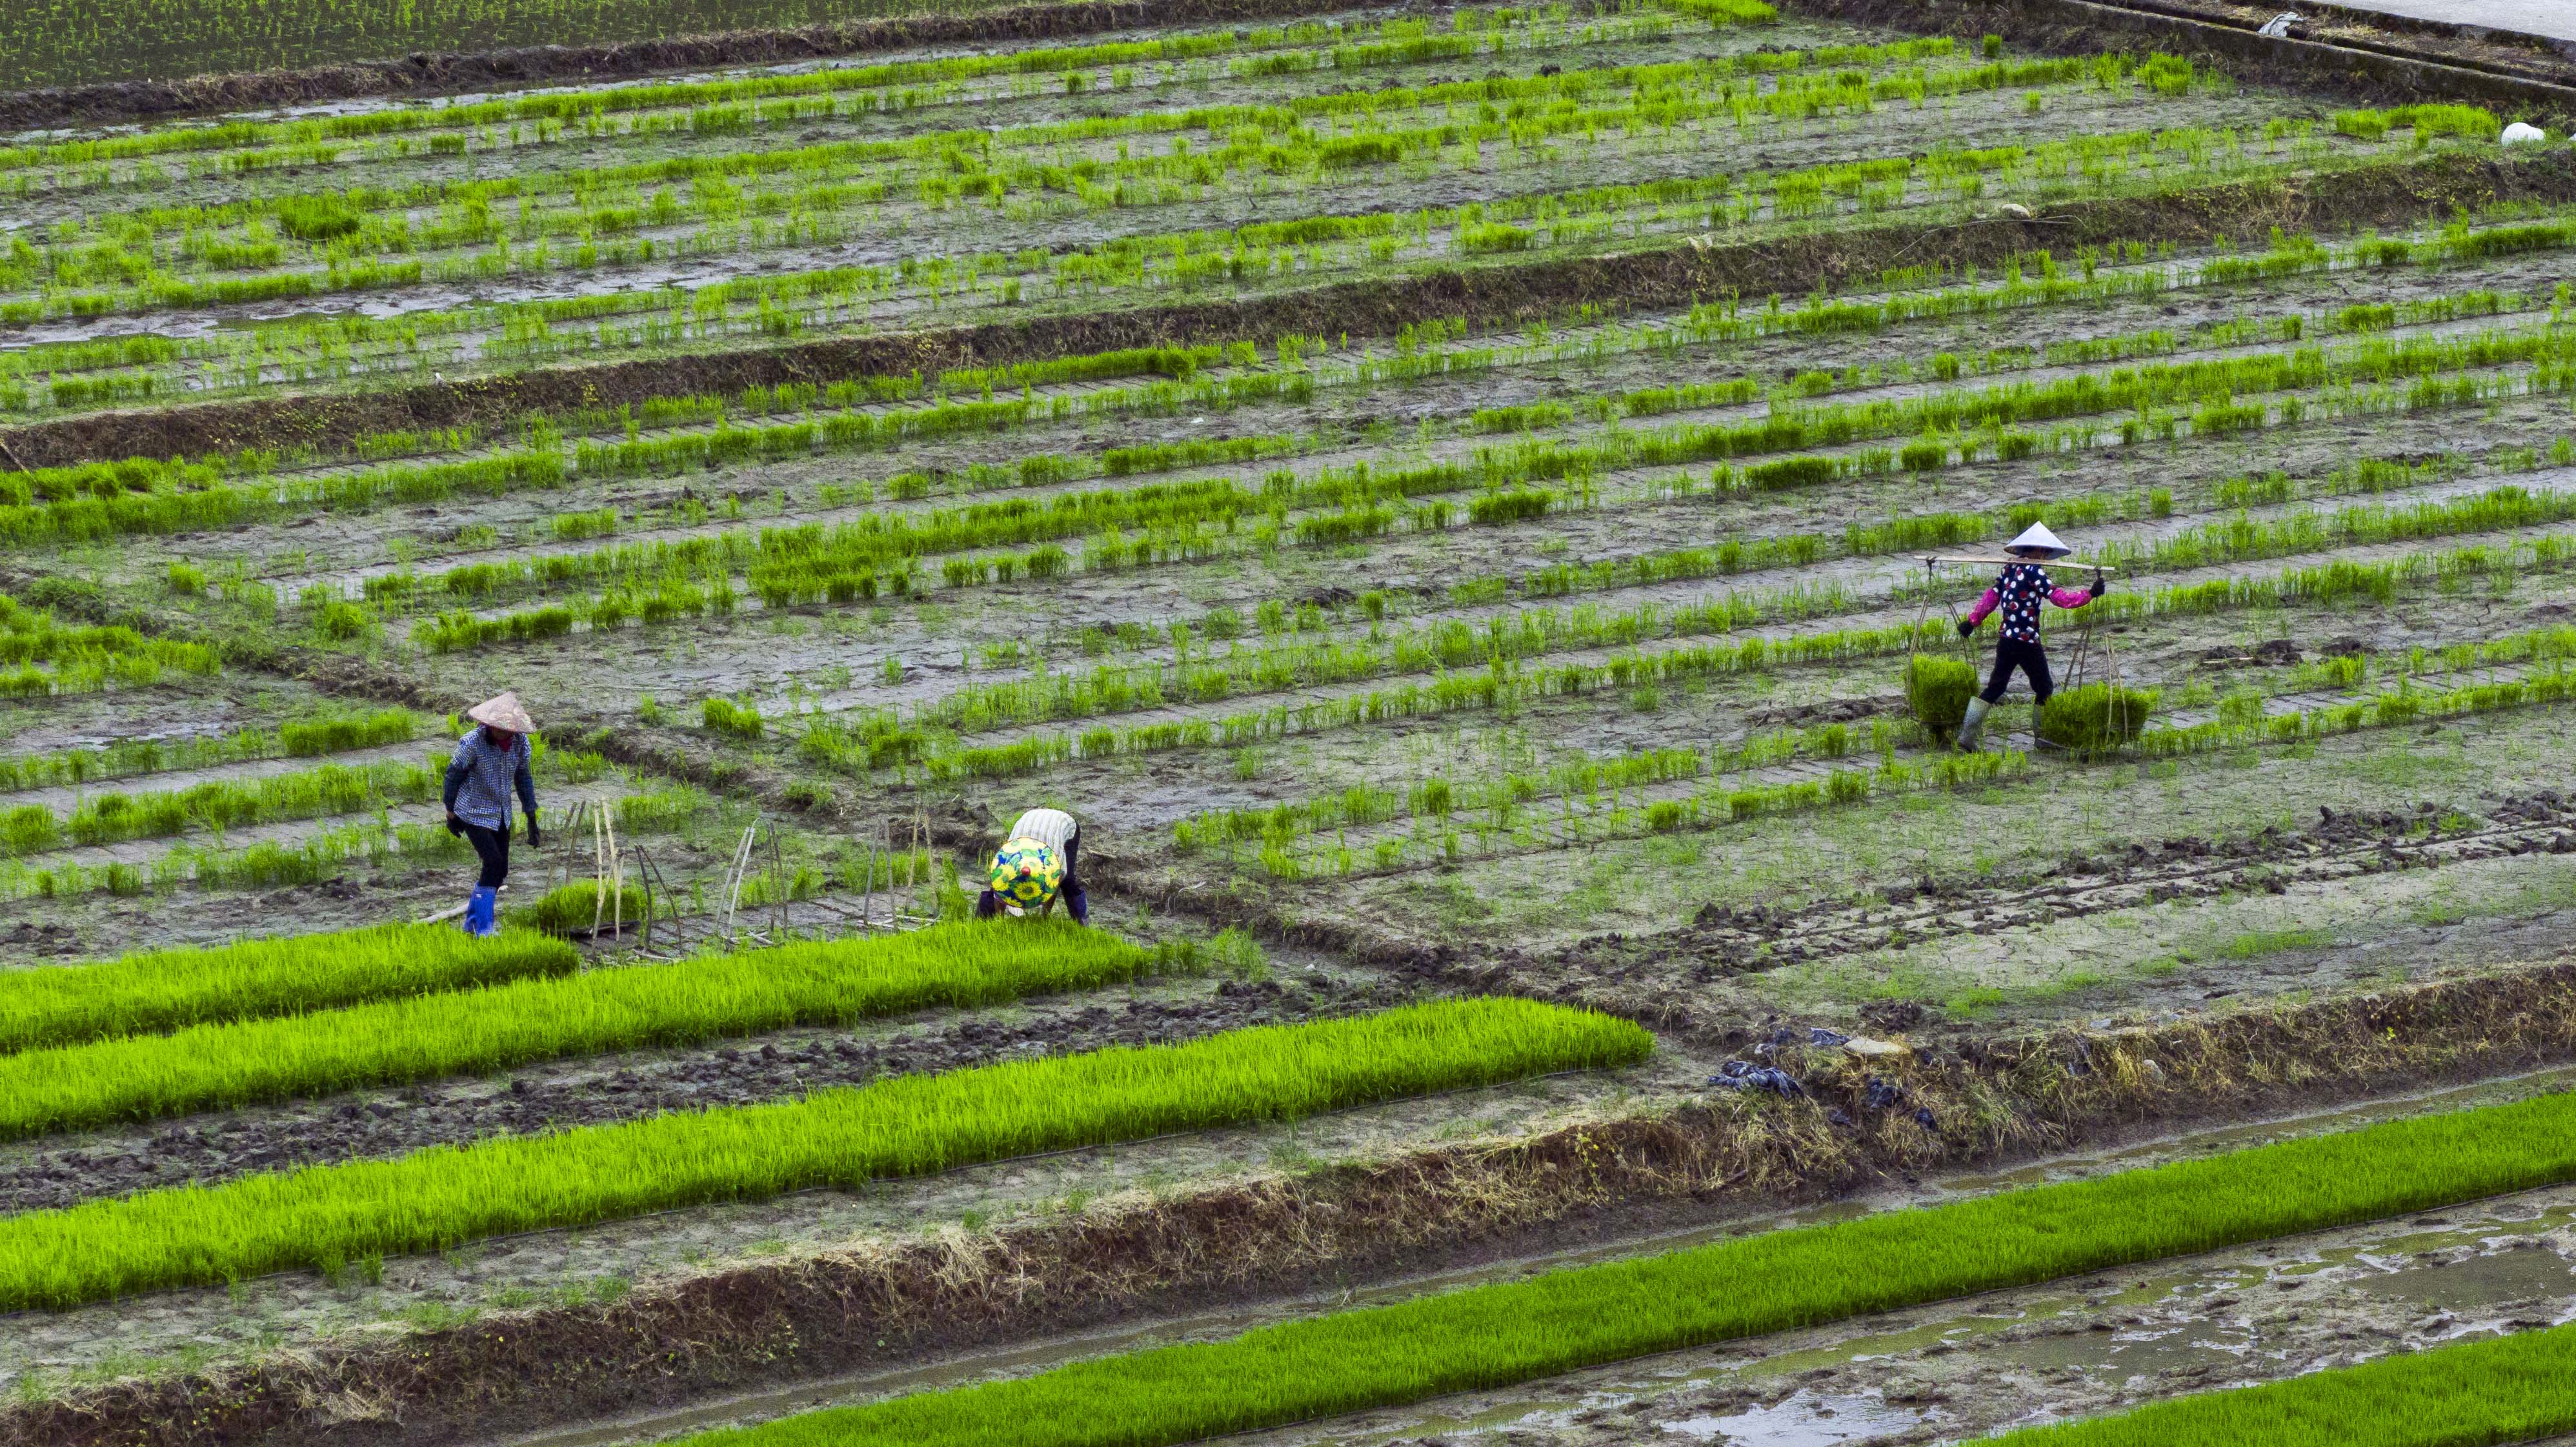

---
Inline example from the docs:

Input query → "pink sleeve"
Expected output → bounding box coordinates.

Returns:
[2048,585,2093,609]
[1964,588,1999,625]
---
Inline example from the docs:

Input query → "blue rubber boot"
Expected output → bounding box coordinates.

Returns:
[465,885,498,938]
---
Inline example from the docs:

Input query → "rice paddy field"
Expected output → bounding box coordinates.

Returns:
[5,0,2576,1443]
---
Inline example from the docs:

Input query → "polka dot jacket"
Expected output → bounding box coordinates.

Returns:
[1966,563,2097,643]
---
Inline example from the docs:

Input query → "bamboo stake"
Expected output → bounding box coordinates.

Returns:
[767,829,785,939]
[590,806,608,936]
[860,822,876,933]
[723,825,757,947]
[605,804,624,939]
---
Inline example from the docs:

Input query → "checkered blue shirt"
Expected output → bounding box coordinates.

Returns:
[445,729,534,831]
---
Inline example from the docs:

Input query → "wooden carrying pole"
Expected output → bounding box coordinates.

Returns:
[1913,554,2118,571]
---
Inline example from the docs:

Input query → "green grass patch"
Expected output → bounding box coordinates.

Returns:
[665,1081,2576,1447]
[0,998,1649,1310]
[0,920,1151,1139]
[0,924,576,1053]
[2218,927,2335,957]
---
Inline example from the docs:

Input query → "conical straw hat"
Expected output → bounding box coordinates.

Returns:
[2004,523,2071,558]
[466,691,537,734]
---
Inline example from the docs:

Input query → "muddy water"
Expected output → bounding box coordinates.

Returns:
[489,1064,2576,1447]
[1269,1191,2576,1446]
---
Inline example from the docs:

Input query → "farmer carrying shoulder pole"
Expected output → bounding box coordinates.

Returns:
[443,692,541,937]
[1953,523,2107,751]
[977,806,1089,924]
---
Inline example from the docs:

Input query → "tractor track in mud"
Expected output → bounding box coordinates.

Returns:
[0,975,1400,1215]
[17,956,2576,1447]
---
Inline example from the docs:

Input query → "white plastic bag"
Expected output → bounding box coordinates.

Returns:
[2502,122,2548,147]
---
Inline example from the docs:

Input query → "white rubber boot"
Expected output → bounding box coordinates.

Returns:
[1956,697,1993,751]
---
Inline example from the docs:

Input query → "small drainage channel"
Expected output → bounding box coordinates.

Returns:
[497,1063,2576,1447]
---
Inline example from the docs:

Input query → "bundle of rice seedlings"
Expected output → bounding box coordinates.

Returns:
[2039,683,2160,753]
[516,880,652,935]
[1904,655,1978,736]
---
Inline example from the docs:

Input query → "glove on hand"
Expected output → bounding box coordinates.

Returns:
[2091,572,2111,598]
[526,820,542,848]
[1956,618,1977,637]
[444,813,465,837]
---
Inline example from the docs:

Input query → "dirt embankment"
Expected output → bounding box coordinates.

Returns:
[17,958,2576,1447]
[2103,0,2576,88]
[12,148,2576,472]
[0,0,1392,133]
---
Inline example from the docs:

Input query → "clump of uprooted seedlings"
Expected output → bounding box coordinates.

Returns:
[515,880,652,935]
[1905,655,1978,738]
[2039,683,2158,753]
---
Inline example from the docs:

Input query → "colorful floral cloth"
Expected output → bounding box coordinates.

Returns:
[1966,563,2095,643]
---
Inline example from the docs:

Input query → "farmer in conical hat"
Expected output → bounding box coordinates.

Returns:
[976,805,1089,924]
[1953,523,2107,750]
[443,692,541,937]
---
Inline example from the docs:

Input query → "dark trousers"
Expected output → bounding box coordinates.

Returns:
[977,829,1087,922]
[463,822,511,889]
[1981,638,2055,704]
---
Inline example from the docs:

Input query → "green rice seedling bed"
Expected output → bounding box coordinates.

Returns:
[0,924,576,1053]
[348,313,2576,650]
[0,0,1032,88]
[1165,618,2576,873]
[0,590,221,697]
[0,10,1676,174]
[6,753,465,856]
[0,740,606,858]
[0,997,1650,1310]
[863,529,2576,788]
[0,920,1152,1137]
[0,707,419,793]
[0,44,2190,314]
[21,179,2557,428]
[0,780,714,906]
[652,1080,2576,1447]
[1232,657,2571,880]
[12,209,2552,567]
[860,505,2576,749]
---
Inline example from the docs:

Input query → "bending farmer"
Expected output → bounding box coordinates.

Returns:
[1953,523,2106,750]
[443,692,541,937]
[977,806,1089,924]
